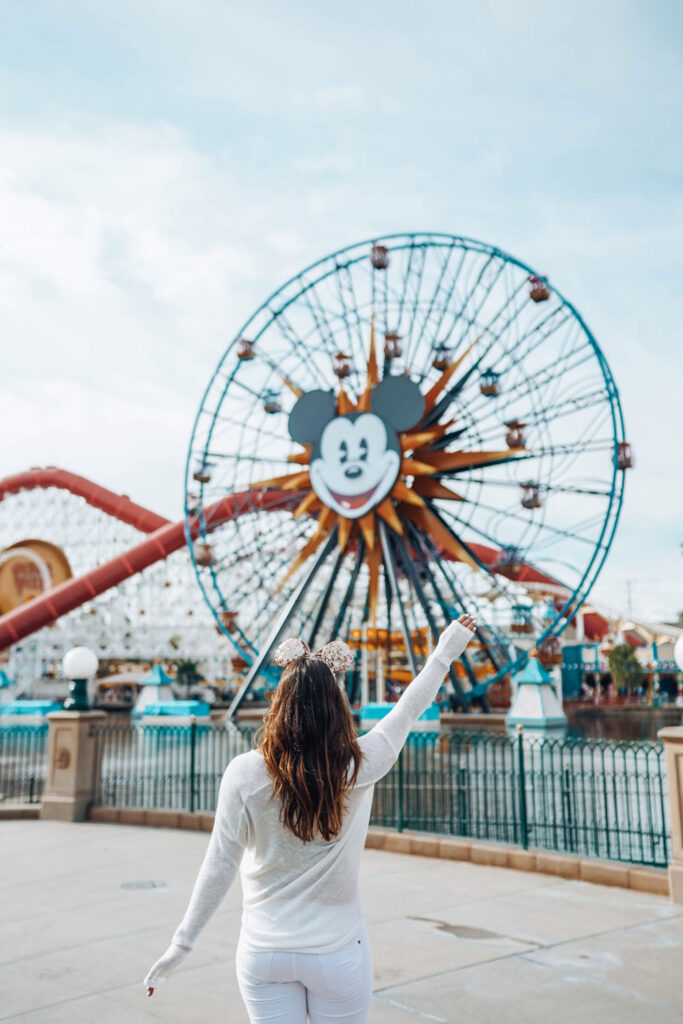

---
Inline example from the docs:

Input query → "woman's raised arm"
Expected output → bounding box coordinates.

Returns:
[356,615,475,785]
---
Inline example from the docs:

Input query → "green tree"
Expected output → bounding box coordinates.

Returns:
[175,659,202,696]
[607,643,643,690]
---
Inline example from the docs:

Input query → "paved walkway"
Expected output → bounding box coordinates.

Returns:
[1,820,683,1023]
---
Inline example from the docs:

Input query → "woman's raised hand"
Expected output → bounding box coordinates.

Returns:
[432,614,476,664]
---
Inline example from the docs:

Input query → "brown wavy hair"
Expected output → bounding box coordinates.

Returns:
[258,656,362,843]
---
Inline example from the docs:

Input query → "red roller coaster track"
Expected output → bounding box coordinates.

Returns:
[0,467,582,652]
[0,467,170,533]
[0,469,294,649]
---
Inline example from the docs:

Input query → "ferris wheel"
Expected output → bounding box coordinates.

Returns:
[184,232,629,714]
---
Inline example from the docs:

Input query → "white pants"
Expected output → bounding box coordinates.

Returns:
[235,923,373,1024]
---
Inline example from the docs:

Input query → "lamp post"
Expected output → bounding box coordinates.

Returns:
[62,646,98,711]
[675,636,683,706]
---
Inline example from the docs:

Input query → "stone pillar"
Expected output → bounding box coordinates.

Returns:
[40,710,107,822]
[375,647,384,703]
[659,726,683,902]
[360,626,369,708]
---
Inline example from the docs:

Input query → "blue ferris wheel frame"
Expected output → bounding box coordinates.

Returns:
[184,232,627,701]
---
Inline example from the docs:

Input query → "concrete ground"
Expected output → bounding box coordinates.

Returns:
[1,822,683,1024]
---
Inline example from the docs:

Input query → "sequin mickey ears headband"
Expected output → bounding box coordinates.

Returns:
[272,637,355,673]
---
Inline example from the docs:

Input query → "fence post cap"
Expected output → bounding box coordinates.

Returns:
[658,726,683,743]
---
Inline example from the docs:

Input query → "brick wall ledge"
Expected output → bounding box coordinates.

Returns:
[0,804,41,820]
[365,827,670,897]
[86,806,670,898]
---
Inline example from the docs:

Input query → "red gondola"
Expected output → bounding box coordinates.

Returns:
[528,275,550,302]
[333,352,352,378]
[194,542,214,567]
[480,369,500,397]
[505,420,526,449]
[384,332,402,360]
[237,338,256,360]
[521,482,542,510]
[370,244,389,269]
[617,441,634,470]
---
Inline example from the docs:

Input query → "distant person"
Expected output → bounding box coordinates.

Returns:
[144,614,475,1023]
[434,684,449,709]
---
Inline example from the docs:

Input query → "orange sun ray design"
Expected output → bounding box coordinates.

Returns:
[413,478,465,502]
[252,320,522,594]
[420,336,481,416]
[402,506,479,570]
[336,386,356,415]
[274,517,334,592]
[358,512,376,551]
[400,423,452,451]
[415,449,518,472]
[292,491,321,518]
[250,469,310,490]
[366,542,382,626]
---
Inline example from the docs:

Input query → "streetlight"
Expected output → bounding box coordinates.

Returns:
[675,636,683,709]
[675,635,683,673]
[62,646,98,711]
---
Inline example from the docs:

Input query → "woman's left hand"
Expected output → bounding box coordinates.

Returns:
[143,942,191,994]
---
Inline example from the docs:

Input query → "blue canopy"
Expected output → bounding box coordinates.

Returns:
[0,700,62,716]
[360,701,439,721]
[513,656,553,686]
[135,700,210,717]
[140,664,175,686]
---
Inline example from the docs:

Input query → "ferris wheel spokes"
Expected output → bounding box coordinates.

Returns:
[404,242,465,367]
[187,233,627,710]
[413,527,508,692]
[227,527,339,717]
[393,522,474,705]
[305,540,349,652]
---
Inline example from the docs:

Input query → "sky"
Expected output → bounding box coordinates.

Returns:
[1,0,681,623]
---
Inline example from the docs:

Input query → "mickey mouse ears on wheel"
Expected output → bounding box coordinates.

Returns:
[272,637,355,673]
[287,375,425,445]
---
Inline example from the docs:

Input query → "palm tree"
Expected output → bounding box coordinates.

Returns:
[607,644,643,691]
[175,659,202,697]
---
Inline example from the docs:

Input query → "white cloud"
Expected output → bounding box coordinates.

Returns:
[299,87,365,110]
[0,0,681,622]
[292,155,353,174]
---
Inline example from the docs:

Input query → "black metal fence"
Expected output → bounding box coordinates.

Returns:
[87,720,671,868]
[0,723,49,804]
[90,720,257,811]
[371,730,670,866]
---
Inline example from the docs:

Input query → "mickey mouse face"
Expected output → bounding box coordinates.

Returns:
[312,413,400,518]
[288,375,425,520]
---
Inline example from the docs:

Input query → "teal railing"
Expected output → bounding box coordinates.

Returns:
[88,721,671,868]
[0,723,49,804]
[371,730,670,867]
[90,720,258,812]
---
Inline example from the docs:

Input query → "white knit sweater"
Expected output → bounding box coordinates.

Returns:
[144,620,473,987]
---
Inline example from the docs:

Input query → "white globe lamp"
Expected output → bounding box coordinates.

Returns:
[675,635,683,673]
[63,646,98,711]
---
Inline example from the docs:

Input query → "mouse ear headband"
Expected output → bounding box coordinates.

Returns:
[272,637,354,673]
